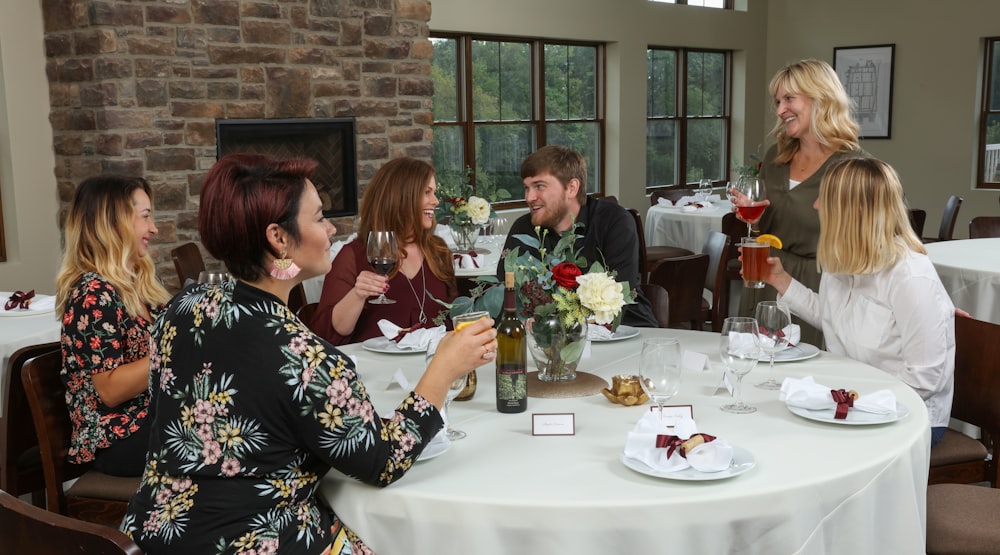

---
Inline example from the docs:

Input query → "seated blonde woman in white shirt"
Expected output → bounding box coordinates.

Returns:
[754,157,954,446]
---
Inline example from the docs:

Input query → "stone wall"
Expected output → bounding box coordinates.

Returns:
[41,0,433,290]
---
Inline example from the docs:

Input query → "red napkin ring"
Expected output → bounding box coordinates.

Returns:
[392,324,420,343]
[830,389,857,420]
[452,251,480,269]
[655,433,718,459]
[655,434,685,458]
[4,290,34,311]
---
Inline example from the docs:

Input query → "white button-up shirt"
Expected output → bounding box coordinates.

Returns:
[780,249,955,427]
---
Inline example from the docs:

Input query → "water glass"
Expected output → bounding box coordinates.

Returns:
[638,338,683,420]
[719,317,761,414]
[426,336,467,440]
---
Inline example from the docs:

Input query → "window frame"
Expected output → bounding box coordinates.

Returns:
[978,37,1000,189]
[646,46,733,191]
[431,33,607,208]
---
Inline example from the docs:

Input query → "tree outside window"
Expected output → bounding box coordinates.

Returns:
[978,38,1000,188]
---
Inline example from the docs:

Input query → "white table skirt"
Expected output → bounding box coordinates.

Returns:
[321,328,929,555]
[0,310,61,411]
[925,238,1000,325]
[645,204,729,253]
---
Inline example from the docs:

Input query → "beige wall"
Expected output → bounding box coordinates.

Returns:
[3,0,998,293]
[0,0,61,293]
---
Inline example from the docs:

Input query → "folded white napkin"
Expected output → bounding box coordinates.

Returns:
[587,323,613,340]
[330,233,357,262]
[453,252,481,270]
[377,320,446,350]
[681,200,714,212]
[759,324,800,349]
[623,412,733,473]
[727,332,761,357]
[780,376,896,415]
[2,291,56,313]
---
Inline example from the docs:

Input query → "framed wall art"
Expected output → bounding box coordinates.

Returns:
[833,44,895,139]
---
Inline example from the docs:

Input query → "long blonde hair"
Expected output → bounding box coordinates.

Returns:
[817,158,924,275]
[769,59,861,164]
[56,175,170,318]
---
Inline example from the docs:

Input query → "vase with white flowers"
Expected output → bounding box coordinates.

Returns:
[436,167,509,252]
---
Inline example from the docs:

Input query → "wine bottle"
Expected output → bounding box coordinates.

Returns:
[495,271,527,413]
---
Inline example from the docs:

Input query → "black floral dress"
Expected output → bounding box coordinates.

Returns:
[121,280,443,555]
[61,272,158,465]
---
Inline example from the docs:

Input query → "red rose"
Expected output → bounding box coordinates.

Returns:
[551,263,583,289]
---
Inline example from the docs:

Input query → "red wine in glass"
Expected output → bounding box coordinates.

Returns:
[737,205,766,222]
[735,177,766,238]
[366,230,398,305]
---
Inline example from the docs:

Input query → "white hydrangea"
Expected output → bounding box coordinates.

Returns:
[575,272,626,325]
[465,196,491,225]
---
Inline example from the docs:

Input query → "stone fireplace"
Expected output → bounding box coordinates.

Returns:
[41,0,434,290]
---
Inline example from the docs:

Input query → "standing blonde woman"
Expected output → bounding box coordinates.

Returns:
[55,175,170,476]
[738,59,866,346]
[759,158,954,446]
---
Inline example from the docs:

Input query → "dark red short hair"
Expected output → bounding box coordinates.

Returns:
[199,153,318,281]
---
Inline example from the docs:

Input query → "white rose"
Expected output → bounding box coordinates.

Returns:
[575,272,626,325]
[466,196,491,225]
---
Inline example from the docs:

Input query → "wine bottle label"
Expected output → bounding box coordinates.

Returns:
[496,365,527,406]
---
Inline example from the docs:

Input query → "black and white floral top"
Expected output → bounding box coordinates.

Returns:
[122,280,443,555]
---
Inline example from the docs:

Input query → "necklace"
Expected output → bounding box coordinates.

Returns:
[405,263,428,324]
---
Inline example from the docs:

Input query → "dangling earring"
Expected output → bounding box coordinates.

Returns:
[270,250,301,280]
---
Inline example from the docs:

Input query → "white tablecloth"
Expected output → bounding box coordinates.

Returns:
[925,238,1000,325]
[321,328,929,555]
[645,204,729,253]
[0,310,61,412]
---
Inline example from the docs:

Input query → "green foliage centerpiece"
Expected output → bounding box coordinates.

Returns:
[436,167,510,252]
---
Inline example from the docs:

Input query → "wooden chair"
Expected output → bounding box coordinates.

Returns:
[625,207,694,284]
[646,253,710,329]
[969,216,1000,239]
[928,316,1000,487]
[642,283,671,328]
[923,195,963,243]
[907,208,926,238]
[926,483,1000,554]
[720,212,746,284]
[649,186,695,206]
[0,489,142,555]
[169,242,205,287]
[288,283,308,314]
[699,231,731,332]
[1,341,60,507]
[21,350,141,526]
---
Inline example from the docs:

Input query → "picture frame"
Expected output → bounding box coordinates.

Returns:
[833,44,895,139]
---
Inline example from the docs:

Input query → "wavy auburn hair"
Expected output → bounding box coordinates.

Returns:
[817,157,925,275]
[357,157,455,292]
[769,59,861,164]
[55,175,170,318]
[199,153,318,281]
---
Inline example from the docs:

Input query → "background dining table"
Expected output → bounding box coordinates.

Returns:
[320,328,930,555]
[0,303,60,412]
[644,201,729,253]
[925,237,1000,325]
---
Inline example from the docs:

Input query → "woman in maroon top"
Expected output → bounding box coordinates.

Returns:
[312,157,457,344]
[54,175,171,476]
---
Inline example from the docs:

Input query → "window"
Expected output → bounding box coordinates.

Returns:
[648,0,732,8]
[431,35,605,205]
[646,47,731,189]
[978,37,1000,188]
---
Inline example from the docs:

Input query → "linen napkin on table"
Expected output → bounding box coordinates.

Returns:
[376,320,446,350]
[623,412,734,473]
[453,251,481,270]
[759,324,801,349]
[780,376,897,415]
[2,291,56,312]
[587,323,613,341]
[681,200,714,212]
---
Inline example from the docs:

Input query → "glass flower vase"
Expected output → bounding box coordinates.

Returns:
[449,220,481,252]
[527,315,586,382]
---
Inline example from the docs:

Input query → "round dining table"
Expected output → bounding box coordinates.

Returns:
[0,303,61,412]
[320,328,930,555]
[925,237,1000,325]
[645,202,729,253]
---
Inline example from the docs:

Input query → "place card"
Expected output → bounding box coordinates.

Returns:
[682,350,709,372]
[531,413,575,436]
[648,404,694,428]
[389,368,411,391]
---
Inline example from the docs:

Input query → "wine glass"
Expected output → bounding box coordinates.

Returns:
[734,176,766,238]
[638,338,683,420]
[426,336,467,440]
[725,181,737,205]
[719,317,761,414]
[366,230,398,305]
[754,301,791,390]
[198,271,230,285]
[698,178,713,201]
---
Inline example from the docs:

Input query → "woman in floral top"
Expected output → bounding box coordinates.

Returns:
[122,154,497,554]
[55,175,171,476]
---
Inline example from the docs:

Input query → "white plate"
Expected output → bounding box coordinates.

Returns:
[787,402,910,426]
[759,342,820,363]
[591,325,640,342]
[0,292,56,317]
[417,435,451,461]
[361,337,427,354]
[620,446,756,481]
